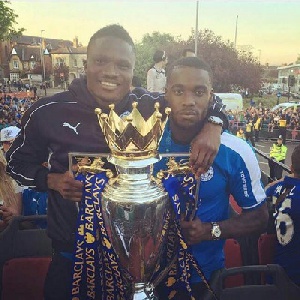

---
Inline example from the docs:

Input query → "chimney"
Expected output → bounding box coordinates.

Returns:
[73,36,79,48]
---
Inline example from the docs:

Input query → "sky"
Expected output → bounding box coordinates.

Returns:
[9,0,300,66]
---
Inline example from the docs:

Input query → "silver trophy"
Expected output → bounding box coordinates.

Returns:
[95,103,171,299]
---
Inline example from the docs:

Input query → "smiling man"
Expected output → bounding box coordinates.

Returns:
[86,33,135,107]
[154,57,268,300]
[6,25,226,300]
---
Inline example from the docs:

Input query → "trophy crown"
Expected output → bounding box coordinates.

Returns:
[95,102,170,160]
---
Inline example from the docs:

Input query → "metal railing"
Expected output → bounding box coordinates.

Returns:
[254,147,291,184]
[229,121,300,142]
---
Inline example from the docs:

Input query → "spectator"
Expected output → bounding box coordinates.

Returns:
[0,126,22,231]
[278,114,287,144]
[245,118,255,147]
[1,126,20,153]
[130,75,147,98]
[0,125,47,229]
[268,135,287,181]
[291,127,298,140]
[254,114,262,142]
[236,128,245,140]
[265,145,300,286]
[147,50,167,93]
[131,75,142,89]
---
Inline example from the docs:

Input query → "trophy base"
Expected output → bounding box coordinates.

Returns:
[133,283,158,300]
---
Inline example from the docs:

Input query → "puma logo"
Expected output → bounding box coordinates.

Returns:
[63,122,81,135]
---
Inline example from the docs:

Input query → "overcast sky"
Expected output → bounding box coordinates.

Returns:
[11,0,300,65]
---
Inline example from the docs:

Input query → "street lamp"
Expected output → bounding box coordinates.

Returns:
[234,15,238,48]
[40,29,47,96]
[194,1,199,56]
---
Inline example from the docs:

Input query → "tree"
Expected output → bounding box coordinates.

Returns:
[185,29,262,93]
[134,32,176,87]
[0,0,25,41]
[134,29,262,93]
[31,64,52,80]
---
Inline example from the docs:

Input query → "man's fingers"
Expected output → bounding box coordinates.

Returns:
[190,140,217,176]
[193,151,210,169]
[189,146,199,167]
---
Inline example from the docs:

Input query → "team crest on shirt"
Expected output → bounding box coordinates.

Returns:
[201,166,214,181]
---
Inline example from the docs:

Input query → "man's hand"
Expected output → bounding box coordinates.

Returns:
[47,171,83,202]
[190,123,222,177]
[180,216,211,245]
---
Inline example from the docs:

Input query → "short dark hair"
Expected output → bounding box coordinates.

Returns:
[87,24,135,53]
[292,145,300,175]
[153,50,167,63]
[132,76,141,88]
[167,56,213,83]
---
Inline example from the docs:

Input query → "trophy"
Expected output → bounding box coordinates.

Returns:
[94,102,171,300]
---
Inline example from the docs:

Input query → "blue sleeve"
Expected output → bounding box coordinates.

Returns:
[222,134,266,210]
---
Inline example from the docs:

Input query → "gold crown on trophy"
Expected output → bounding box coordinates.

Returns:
[95,102,170,160]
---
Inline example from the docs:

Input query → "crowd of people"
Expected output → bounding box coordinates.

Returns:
[227,102,300,144]
[0,90,37,130]
[0,24,299,299]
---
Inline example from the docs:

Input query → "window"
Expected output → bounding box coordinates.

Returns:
[13,60,19,69]
[56,57,65,67]
[30,61,36,69]
[74,59,77,67]
[10,73,19,81]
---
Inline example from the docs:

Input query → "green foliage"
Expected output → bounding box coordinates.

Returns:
[244,94,282,109]
[134,29,263,93]
[32,64,51,80]
[0,0,25,41]
[134,32,176,87]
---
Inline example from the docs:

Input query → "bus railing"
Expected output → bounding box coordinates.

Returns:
[254,147,291,184]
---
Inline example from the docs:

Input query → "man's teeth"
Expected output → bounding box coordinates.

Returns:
[101,81,117,87]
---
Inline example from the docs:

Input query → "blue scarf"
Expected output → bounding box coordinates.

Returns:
[71,170,217,300]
